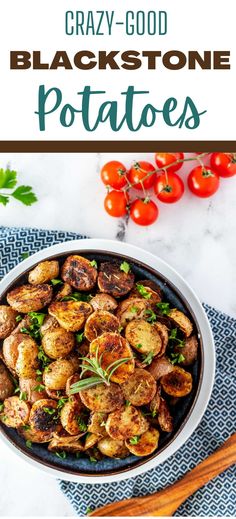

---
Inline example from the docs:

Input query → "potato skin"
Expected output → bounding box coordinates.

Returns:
[158,397,173,432]
[43,359,77,390]
[89,332,135,384]
[168,309,193,337]
[148,356,174,380]
[105,405,149,440]
[15,335,39,378]
[174,335,198,366]
[125,320,162,357]
[2,333,21,373]
[0,396,30,428]
[130,282,162,305]
[49,300,92,332]
[154,322,169,356]
[54,283,72,302]
[28,260,59,285]
[98,437,130,458]
[80,383,124,413]
[60,397,86,435]
[42,328,75,359]
[84,432,101,450]
[7,284,53,313]
[0,305,19,339]
[61,255,97,291]
[0,360,15,400]
[117,298,152,328]
[88,412,107,435]
[90,293,118,313]
[84,310,120,342]
[18,424,54,443]
[48,432,84,453]
[19,377,47,403]
[98,262,135,298]
[122,369,157,406]
[125,427,159,456]
[161,366,193,397]
[29,399,60,432]
[40,315,59,336]
[149,386,161,416]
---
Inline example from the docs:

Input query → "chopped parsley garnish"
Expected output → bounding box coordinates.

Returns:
[57,397,68,410]
[90,260,98,269]
[120,261,131,274]
[43,407,56,415]
[62,292,92,303]
[16,315,23,322]
[89,456,97,463]
[170,352,185,365]
[76,332,84,343]
[19,391,28,401]
[22,425,31,431]
[129,436,140,445]
[125,400,131,407]
[21,312,45,342]
[77,416,87,432]
[0,403,4,412]
[130,306,138,313]
[25,440,32,449]
[141,351,154,366]
[136,284,151,299]
[32,384,45,392]
[118,326,124,333]
[145,309,157,323]
[86,506,93,515]
[168,328,185,346]
[151,410,157,418]
[38,345,51,368]
[136,343,142,349]
[51,278,63,286]
[55,451,67,459]
[156,302,170,315]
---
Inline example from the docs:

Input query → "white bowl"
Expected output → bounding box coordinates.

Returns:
[0,239,215,483]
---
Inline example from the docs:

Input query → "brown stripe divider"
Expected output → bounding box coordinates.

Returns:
[0,141,235,153]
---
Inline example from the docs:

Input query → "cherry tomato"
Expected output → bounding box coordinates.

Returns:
[101,161,127,190]
[188,166,220,198]
[210,153,236,178]
[104,190,129,217]
[155,153,184,173]
[127,161,156,191]
[154,172,184,203]
[130,199,159,226]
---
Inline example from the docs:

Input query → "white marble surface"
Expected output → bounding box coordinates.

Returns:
[0,152,236,516]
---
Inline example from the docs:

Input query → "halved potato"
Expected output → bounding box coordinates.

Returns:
[19,377,47,403]
[90,293,118,313]
[61,255,97,291]
[11,315,32,336]
[54,283,72,301]
[42,328,75,359]
[84,432,101,450]
[43,359,77,390]
[135,279,162,297]
[125,320,162,357]
[48,432,84,453]
[158,397,173,432]
[2,333,22,373]
[160,366,193,397]
[87,412,107,435]
[98,262,134,297]
[129,282,162,305]
[45,388,66,400]
[0,396,30,428]
[0,305,19,339]
[148,356,174,380]
[125,427,159,456]
[48,300,92,332]
[15,336,39,378]
[168,309,193,337]
[0,360,15,400]
[28,260,59,285]
[89,332,134,384]
[29,399,60,432]
[105,405,149,440]
[154,322,169,356]
[18,424,54,443]
[40,315,59,336]
[174,335,198,366]
[97,437,130,458]
[60,396,86,435]
[79,382,124,413]
[84,311,120,342]
[121,369,156,406]
[116,298,151,328]
[7,284,53,313]
[66,374,81,398]
[149,385,161,416]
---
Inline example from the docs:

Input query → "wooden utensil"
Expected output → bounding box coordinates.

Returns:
[90,433,236,516]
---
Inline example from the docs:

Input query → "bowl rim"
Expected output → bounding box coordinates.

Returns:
[0,238,215,484]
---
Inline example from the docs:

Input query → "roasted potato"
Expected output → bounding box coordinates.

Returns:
[0,305,19,339]
[105,405,149,440]
[0,360,15,400]
[7,284,53,313]
[87,412,107,435]
[0,396,30,428]
[2,333,21,373]
[48,432,84,453]
[19,377,47,403]
[84,311,120,342]
[97,437,130,458]
[121,369,156,406]
[90,293,118,313]
[161,366,193,397]
[11,315,32,336]
[66,374,81,399]
[129,281,162,305]
[168,309,193,337]
[125,427,159,456]
[29,399,60,432]
[84,432,101,450]
[135,279,162,296]
[89,332,135,384]
[125,320,162,357]
[148,356,174,380]
[42,327,75,359]
[174,335,198,366]
[43,359,77,390]
[157,397,173,432]
[60,396,86,435]
[28,260,59,285]
[79,382,124,413]
[40,315,59,336]
[15,335,39,378]
[98,262,134,298]
[149,385,161,416]
[45,388,66,400]
[117,298,152,328]
[154,322,169,356]
[54,283,72,301]
[49,300,92,332]
[61,255,97,291]
[18,424,54,443]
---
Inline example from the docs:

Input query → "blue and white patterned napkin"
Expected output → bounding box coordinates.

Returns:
[0,226,235,517]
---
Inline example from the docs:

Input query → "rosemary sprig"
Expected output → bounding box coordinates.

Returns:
[70,348,131,393]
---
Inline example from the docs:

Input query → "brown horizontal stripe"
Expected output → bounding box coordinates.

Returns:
[0,141,235,152]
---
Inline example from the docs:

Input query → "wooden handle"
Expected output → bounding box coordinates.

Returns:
[90,433,236,517]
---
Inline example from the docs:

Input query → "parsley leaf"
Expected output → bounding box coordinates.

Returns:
[76,332,84,343]
[130,306,138,313]
[32,384,45,392]
[170,352,185,365]
[78,416,87,432]
[156,302,170,315]
[145,309,157,323]
[120,261,131,274]
[62,292,92,303]
[55,451,67,459]
[89,456,97,463]
[136,284,151,299]
[168,328,185,347]
[0,403,4,412]
[51,278,63,286]
[0,194,9,206]
[11,185,38,206]
[90,260,98,269]
[141,351,154,366]
[16,315,23,322]
[0,168,17,189]
[129,435,140,445]
[26,440,32,449]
